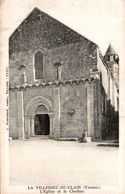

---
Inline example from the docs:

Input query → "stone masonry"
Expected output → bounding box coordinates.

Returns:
[9,8,119,140]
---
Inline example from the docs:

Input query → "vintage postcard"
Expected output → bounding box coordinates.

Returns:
[0,0,125,194]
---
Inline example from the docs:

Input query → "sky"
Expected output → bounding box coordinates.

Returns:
[1,0,124,56]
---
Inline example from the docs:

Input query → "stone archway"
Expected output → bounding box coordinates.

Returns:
[24,95,54,138]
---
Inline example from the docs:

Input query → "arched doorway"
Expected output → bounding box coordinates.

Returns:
[34,114,50,135]
[24,95,54,138]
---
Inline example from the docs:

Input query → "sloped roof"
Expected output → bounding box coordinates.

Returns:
[9,8,97,51]
[104,44,118,56]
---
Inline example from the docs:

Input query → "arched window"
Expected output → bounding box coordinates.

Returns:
[35,52,43,79]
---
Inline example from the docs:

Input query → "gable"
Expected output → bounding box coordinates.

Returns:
[9,8,97,54]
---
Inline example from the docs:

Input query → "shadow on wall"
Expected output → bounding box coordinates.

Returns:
[100,84,119,141]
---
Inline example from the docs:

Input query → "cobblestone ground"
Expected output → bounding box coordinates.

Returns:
[9,139,119,185]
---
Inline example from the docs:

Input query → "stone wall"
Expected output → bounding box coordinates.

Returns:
[60,83,87,138]
[9,42,97,86]
[9,9,97,87]
[9,80,90,139]
[9,91,18,138]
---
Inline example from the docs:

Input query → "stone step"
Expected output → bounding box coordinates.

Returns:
[29,135,50,140]
[58,137,78,141]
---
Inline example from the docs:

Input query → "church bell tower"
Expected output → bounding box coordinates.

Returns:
[104,44,119,87]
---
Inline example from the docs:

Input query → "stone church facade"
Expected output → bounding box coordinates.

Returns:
[9,8,119,140]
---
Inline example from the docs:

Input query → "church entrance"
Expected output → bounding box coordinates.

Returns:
[34,114,50,135]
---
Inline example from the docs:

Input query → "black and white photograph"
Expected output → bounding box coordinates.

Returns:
[0,0,125,194]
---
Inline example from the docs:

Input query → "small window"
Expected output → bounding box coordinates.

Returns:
[35,52,43,79]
